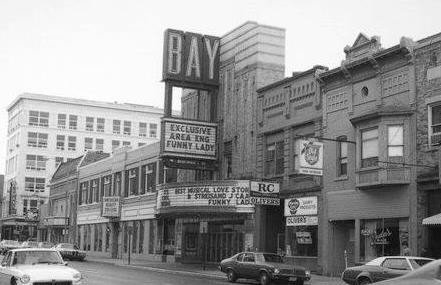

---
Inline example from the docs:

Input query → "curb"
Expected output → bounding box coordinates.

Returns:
[87,259,225,281]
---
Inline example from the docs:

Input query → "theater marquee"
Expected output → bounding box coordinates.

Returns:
[161,117,217,160]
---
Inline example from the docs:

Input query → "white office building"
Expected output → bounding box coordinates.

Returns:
[2,93,163,240]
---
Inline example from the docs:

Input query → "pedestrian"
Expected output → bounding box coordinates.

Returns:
[402,242,411,256]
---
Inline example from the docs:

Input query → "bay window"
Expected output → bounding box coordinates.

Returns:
[361,128,378,168]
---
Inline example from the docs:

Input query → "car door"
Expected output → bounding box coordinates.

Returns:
[0,252,14,285]
[380,258,411,281]
[234,253,246,277]
[241,253,258,279]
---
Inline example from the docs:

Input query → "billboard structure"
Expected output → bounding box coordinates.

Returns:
[161,29,221,170]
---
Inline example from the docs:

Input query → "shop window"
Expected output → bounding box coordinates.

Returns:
[123,223,128,253]
[105,224,110,252]
[94,224,99,251]
[84,137,93,151]
[164,167,177,183]
[57,114,66,129]
[113,120,121,134]
[361,128,378,168]
[69,115,77,130]
[337,136,348,176]
[359,218,408,262]
[97,118,105,133]
[285,226,318,257]
[86,117,94,131]
[265,140,284,176]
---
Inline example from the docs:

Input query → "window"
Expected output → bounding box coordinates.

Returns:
[139,122,147,137]
[164,167,177,183]
[430,105,441,145]
[23,199,38,216]
[84,137,93,151]
[25,177,45,192]
[138,142,146,147]
[126,168,139,196]
[68,136,76,151]
[141,162,156,194]
[113,120,121,134]
[224,141,233,179]
[337,137,348,176]
[95,138,104,151]
[265,140,284,176]
[27,132,48,148]
[28,110,49,127]
[56,135,65,150]
[26,155,46,171]
[92,179,99,202]
[97,118,105,132]
[114,172,122,196]
[124,121,131,135]
[86,117,94,131]
[388,125,404,157]
[112,140,120,150]
[149,123,157,138]
[382,258,410,270]
[123,141,131,146]
[57,114,66,129]
[361,128,378,168]
[69,115,78,130]
[286,225,318,257]
[55,157,64,168]
[79,182,88,205]
[103,176,112,197]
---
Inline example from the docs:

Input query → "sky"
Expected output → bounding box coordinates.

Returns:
[0,0,440,173]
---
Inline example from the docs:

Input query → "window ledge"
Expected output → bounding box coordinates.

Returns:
[356,166,380,173]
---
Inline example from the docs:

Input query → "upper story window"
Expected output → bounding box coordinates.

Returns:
[23,199,38,216]
[149,123,157,138]
[68,136,76,151]
[55,157,64,168]
[114,172,122,196]
[69,115,78,130]
[56,135,65,150]
[97,118,105,132]
[84,137,93,151]
[57,114,66,129]
[361,128,378,168]
[79,182,88,205]
[141,162,156,194]
[29,110,49,127]
[112,140,120,150]
[86,117,94,131]
[429,104,441,145]
[388,125,404,158]
[138,142,146,147]
[25,177,45,192]
[139,122,147,137]
[265,140,284,176]
[113,120,121,134]
[337,137,348,176]
[27,132,48,148]
[125,168,139,197]
[96,138,104,151]
[124,121,131,136]
[123,141,131,146]
[26,155,46,171]
[92,179,99,202]
[103,176,112,197]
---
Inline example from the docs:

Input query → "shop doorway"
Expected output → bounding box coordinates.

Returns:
[428,227,441,259]
[330,220,355,275]
[206,231,243,262]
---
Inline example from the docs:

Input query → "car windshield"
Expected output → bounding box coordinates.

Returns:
[263,254,283,263]
[409,258,433,269]
[13,251,63,265]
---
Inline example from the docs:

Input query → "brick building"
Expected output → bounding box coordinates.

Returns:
[319,34,417,275]
[414,32,441,258]
[255,65,328,272]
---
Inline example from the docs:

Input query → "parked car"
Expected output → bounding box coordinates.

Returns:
[341,256,434,285]
[20,241,39,248]
[37,241,54,249]
[53,243,86,261]
[0,248,82,284]
[219,252,310,285]
[374,259,441,285]
[0,240,21,255]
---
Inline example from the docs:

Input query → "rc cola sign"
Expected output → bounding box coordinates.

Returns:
[298,140,323,176]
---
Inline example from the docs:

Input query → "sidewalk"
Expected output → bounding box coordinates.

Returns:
[86,256,346,285]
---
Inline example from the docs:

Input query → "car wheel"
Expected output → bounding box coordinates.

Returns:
[295,278,304,285]
[259,272,270,285]
[357,277,371,285]
[226,269,237,283]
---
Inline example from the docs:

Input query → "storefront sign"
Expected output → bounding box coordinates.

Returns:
[156,180,254,212]
[298,140,323,176]
[163,29,220,88]
[296,232,312,244]
[286,215,318,226]
[102,196,121,217]
[161,118,217,161]
[249,181,280,205]
[284,196,318,216]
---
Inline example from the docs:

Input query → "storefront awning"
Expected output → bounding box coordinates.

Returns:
[422,213,441,226]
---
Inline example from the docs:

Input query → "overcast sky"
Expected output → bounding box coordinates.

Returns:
[1,0,440,173]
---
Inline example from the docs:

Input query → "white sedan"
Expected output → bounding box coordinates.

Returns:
[0,248,82,285]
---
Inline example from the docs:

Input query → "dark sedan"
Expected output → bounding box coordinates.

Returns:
[219,252,310,285]
[374,259,441,285]
[341,256,434,285]
[53,243,86,261]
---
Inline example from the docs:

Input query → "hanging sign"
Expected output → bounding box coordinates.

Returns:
[286,215,318,226]
[249,181,280,205]
[284,196,318,216]
[102,196,121,217]
[298,140,323,176]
